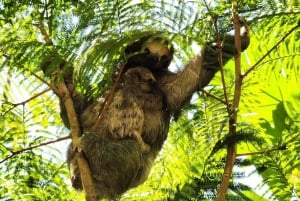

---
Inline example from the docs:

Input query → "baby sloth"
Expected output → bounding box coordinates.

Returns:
[83,66,159,153]
[104,66,157,152]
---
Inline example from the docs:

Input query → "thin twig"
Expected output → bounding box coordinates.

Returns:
[13,88,51,106]
[249,12,300,24]
[254,54,300,68]
[31,72,61,95]
[1,88,51,116]
[0,136,70,164]
[2,53,57,95]
[243,23,300,78]
[236,145,286,157]
[200,89,227,104]
[91,63,126,132]
[211,16,231,112]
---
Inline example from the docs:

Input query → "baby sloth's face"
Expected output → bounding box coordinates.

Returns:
[125,67,157,92]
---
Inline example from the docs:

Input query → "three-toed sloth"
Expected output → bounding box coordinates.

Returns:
[63,25,250,200]
[82,66,163,154]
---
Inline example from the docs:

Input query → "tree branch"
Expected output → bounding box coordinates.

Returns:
[0,136,70,164]
[53,70,97,201]
[216,4,242,200]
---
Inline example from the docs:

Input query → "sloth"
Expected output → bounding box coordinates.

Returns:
[67,67,167,199]
[61,23,250,200]
[82,67,164,153]
[101,67,157,153]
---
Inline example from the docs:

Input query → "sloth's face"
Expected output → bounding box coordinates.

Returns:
[125,37,174,70]
[125,67,157,92]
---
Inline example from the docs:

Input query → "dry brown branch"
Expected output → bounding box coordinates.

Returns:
[0,136,70,164]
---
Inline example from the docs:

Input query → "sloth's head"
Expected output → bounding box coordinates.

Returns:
[124,67,157,92]
[124,36,174,70]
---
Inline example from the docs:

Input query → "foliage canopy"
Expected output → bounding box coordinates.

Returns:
[0,0,299,200]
